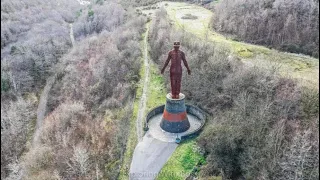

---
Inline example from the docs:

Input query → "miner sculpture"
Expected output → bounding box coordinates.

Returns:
[161,41,191,99]
[160,41,191,133]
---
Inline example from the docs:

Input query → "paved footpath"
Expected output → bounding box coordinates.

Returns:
[129,132,178,180]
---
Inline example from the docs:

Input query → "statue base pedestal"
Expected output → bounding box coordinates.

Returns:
[160,93,190,133]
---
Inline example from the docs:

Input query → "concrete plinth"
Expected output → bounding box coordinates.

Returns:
[160,93,190,133]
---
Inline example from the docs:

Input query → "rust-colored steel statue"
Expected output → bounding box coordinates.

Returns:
[161,41,191,99]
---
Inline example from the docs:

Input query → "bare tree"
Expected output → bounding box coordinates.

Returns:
[1,98,36,179]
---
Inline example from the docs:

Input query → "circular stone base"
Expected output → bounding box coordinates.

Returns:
[160,93,190,133]
[148,113,202,142]
[160,118,190,133]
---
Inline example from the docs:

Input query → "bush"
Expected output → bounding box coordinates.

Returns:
[301,88,319,120]
[1,76,10,92]
[1,98,36,178]
[23,146,54,174]
[181,14,198,20]
[23,102,110,179]
[280,44,303,54]
[73,3,125,39]
[199,125,243,179]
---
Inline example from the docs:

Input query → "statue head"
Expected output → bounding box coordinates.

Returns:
[173,41,180,50]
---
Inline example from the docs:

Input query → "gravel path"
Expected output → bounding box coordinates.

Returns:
[32,76,55,144]
[136,25,150,141]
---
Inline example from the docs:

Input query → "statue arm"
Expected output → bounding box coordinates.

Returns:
[161,52,171,74]
[182,52,191,75]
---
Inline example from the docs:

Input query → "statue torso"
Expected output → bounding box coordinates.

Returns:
[169,49,183,74]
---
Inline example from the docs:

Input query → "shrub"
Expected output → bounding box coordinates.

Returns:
[23,146,54,174]
[88,9,94,17]
[73,3,125,39]
[181,14,198,20]
[23,102,111,179]
[198,125,243,179]
[301,88,319,120]
[1,98,36,178]
[1,76,10,92]
[280,44,303,54]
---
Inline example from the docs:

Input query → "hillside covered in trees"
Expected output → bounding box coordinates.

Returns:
[1,0,146,179]
[1,0,319,180]
[211,0,319,57]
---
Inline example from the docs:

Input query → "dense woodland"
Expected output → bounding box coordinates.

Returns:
[1,0,319,179]
[212,0,319,57]
[149,8,319,179]
[1,0,79,178]
[1,0,146,179]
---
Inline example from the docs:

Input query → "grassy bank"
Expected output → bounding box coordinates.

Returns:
[146,63,167,112]
[157,139,206,180]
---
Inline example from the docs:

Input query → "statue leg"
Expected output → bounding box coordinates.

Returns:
[172,74,182,99]
[170,72,182,99]
[173,79,179,99]
[177,74,182,96]
[175,79,180,98]
[170,73,176,98]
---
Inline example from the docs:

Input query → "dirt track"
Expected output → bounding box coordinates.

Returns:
[32,23,75,144]
[136,24,150,141]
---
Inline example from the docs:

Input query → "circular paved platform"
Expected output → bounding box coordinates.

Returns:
[146,104,206,143]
